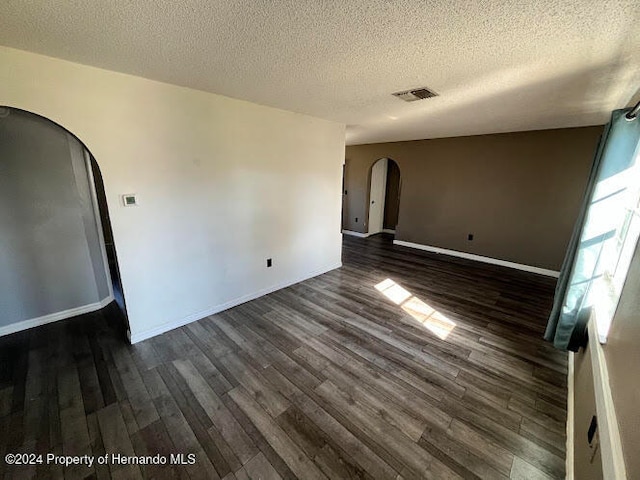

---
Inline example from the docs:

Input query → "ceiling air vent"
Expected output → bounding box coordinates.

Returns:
[392,87,438,102]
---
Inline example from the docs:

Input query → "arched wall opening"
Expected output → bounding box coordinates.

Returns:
[0,106,129,336]
[366,157,401,235]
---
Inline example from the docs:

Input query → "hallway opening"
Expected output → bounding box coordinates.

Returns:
[0,106,128,337]
[367,157,401,235]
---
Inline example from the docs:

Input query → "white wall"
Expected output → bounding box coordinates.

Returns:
[367,158,387,234]
[0,46,345,342]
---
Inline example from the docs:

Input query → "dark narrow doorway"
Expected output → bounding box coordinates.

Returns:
[88,155,128,319]
[383,159,401,233]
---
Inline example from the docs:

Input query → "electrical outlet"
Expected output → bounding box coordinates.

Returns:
[468,233,474,241]
[267,258,272,268]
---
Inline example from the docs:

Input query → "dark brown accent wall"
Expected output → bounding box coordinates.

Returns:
[344,126,603,270]
[573,346,604,480]
[571,240,640,478]
[601,240,640,478]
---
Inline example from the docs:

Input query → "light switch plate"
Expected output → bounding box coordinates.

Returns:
[122,194,138,206]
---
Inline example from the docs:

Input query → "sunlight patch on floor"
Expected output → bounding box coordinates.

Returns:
[374,278,412,304]
[375,278,456,340]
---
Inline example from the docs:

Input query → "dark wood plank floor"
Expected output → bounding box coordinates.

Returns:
[0,234,567,479]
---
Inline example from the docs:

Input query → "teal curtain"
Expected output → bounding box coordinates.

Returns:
[545,108,640,350]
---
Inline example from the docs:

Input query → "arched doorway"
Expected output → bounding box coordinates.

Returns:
[367,158,401,235]
[0,106,128,336]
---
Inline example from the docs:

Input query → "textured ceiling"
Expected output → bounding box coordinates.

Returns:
[1,1,639,145]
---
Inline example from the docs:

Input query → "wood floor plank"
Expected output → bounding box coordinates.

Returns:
[96,403,142,479]
[262,362,400,480]
[220,392,298,480]
[144,368,221,480]
[130,419,188,480]
[443,419,514,476]
[173,359,258,466]
[419,425,508,480]
[189,351,235,397]
[218,352,290,418]
[216,313,274,369]
[109,341,160,431]
[243,452,283,480]
[321,327,461,401]
[229,386,328,480]
[58,363,94,480]
[274,403,378,480]
[507,397,565,435]
[321,362,428,442]
[510,456,556,480]
[2,233,567,479]
[340,357,453,432]
[157,362,214,438]
[315,379,446,479]
[519,417,566,458]
[265,312,352,367]
[87,412,110,480]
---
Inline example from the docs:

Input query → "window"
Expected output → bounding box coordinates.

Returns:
[584,146,640,342]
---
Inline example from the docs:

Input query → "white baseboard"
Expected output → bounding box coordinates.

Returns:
[129,262,342,344]
[566,352,575,480]
[342,229,395,237]
[342,230,370,238]
[393,240,560,277]
[0,295,114,337]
